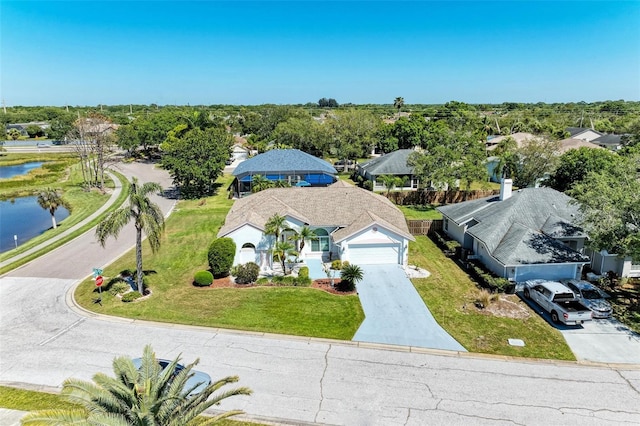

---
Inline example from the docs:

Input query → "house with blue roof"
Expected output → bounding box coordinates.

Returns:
[231,149,337,197]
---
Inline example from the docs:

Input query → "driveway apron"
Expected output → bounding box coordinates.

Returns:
[353,264,466,351]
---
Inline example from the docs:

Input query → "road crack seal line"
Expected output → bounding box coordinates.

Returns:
[314,344,331,424]
[38,318,86,346]
[617,370,640,396]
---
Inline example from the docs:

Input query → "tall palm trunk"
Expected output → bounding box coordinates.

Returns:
[136,225,144,294]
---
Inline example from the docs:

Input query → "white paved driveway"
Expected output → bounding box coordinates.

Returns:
[353,265,466,351]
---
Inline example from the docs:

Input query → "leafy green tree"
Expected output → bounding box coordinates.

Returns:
[96,178,165,295]
[37,188,71,230]
[547,147,618,192]
[161,127,233,198]
[327,109,380,164]
[514,137,560,188]
[26,124,45,138]
[47,113,75,141]
[115,124,141,157]
[339,264,364,292]
[391,115,426,149]
[493,137,519,179]
[8,128,21,140]
[272,116,331,156]
[21,344,251,425]
[570,153,640,262]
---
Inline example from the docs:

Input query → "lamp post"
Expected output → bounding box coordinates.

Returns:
[13,234,17,249]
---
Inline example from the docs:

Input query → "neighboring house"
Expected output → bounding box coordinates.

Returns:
[437,179,589,282]
[218,181,415,269]
[591,134,624,151]
[356,149,420,191]
[231,142,250,162]
[566,127,624,151]
[557,137,604,154]
[230,149,337,197]
[589,250,640,278]
[486,132,536,151]
[566,127,603,142]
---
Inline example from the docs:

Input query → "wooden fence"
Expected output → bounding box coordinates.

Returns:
[387,189,500,205]
[406,219,443,236]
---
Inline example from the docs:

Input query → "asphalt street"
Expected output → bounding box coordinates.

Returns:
[1,161,639,425]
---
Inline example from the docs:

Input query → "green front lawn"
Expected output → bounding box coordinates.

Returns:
[397,204,442,220]
[409,236,575,360]
[75,174,364,340]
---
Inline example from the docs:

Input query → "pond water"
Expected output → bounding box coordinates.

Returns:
[0,162,44,179]
[0,196,70,253]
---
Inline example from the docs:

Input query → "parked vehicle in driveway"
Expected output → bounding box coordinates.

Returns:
[523,279,593,325]
[132,357,212,396]
[562,279,613,319]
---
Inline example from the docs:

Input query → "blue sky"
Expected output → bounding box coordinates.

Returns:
[2,1,639,106]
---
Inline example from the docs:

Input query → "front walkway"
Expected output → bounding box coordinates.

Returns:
[353,264,466,351]
[304,258,327,280]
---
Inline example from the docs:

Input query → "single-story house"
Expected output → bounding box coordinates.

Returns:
[486,132,537,151]
[218,181,415,269]
[557,137,604,154]
[437,179,589,282]
[566,127,625,151]
[356,149,420,191]
[566,127,603,142]
[231,142,250,162]
[355,149,421,191]
[231,149,337,197]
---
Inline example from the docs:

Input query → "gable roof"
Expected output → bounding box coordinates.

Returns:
[358,149,415,175]
[218,185,414,241]
[558,138,604,153]
[233,149,336,177]
[486,132,537,151]
[567,127,603,138]
[592,134,623,147]
[437,187,588,265]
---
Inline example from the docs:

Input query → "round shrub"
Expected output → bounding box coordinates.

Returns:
[234,262,260,284]
[208,238,236,278]
[121,291,142,302]
[194,270,214,287]
[341,260,350,269]
[298,266,309,279]
[331,260,343,270]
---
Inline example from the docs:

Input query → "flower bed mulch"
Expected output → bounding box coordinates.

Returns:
[200,276,355,295]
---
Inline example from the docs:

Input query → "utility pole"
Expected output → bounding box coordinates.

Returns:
[1,99,6,114]
[129,104,132,114]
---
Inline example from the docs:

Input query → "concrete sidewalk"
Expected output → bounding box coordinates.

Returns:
[0,408,27,425]
[0,171,123,271]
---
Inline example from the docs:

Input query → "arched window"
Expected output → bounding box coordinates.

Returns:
[242,243,256,249]
[311,228,330,252]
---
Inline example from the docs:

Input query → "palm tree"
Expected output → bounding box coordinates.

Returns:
[96,177,164,295]
[339,264,364,292]
[393,97,404,117]
[250,174,272,193]
[272,240,296,274]
[264,213,287,242]
[379,174,406,195]
[21,345,251,425]
[291,226,318,253]
[37,188,71,230]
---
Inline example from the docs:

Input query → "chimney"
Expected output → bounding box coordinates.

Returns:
[499,178,513,201]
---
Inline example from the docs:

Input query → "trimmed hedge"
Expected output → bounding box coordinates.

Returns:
[208,238,236,278]
[257,275,312,287]
[298,266,309,279]
[193,270,214,287]
[468,261,511,293]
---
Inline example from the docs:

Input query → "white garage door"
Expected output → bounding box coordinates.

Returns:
[348,243,400,265]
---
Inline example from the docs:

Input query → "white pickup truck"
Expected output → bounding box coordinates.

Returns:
[523,279,593,325]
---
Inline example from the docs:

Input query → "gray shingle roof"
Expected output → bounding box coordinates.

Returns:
[358,149,415,175]
[218,185,414,242]
[233,149,336,177]
[567,127,603,137]
[592,134,623,146]
[437,187,588,265]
